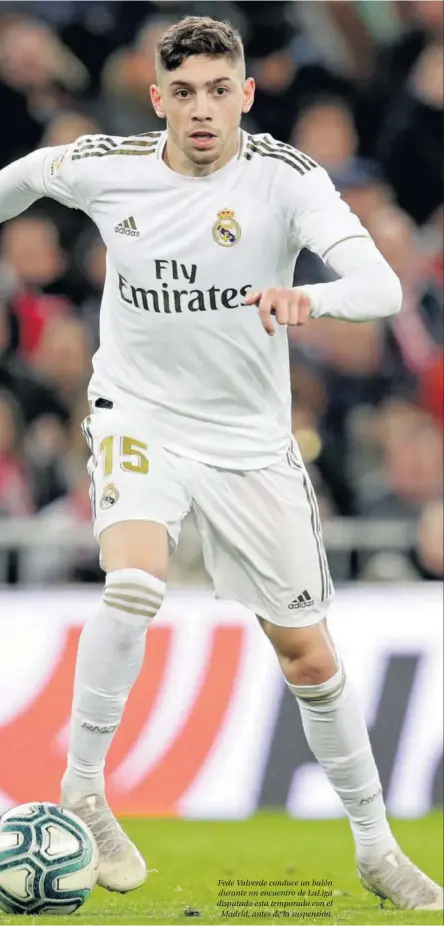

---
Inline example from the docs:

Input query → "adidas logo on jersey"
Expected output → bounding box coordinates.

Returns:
[114,216,140,237]
[288,590,315,610]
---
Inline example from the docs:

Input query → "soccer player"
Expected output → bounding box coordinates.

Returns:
[0,15,441,912]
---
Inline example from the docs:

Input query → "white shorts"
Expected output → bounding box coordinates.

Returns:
[82,406,334,628]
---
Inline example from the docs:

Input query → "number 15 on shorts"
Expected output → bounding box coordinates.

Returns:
[100,435,150,476]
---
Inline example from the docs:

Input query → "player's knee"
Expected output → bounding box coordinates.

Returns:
[259,617,338,685]
[281,652,339,687]
[102,567,166,629]
[287,661,346,706]
[99,520,169,580]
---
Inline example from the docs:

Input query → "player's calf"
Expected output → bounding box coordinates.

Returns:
[259,615,397,869]
[62,543,168,891]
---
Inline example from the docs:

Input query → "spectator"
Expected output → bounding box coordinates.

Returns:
[356,0,444,223]
[0,215,74,356]
[290,97,358,171]
[40,111,101,148]
[366,205,443,400]
[0,300,68,428]
[362,407,442,518]
[0,389,34,518]
[31,315,92,410]
[21,457,101,584]
[358,403,443,582]
[0,14,89,168]
[376,40,443,224]
[415,498,444,578]
[420,354,443,428]
[250,33,352,142]
[331,162,394,230]
[72,228,106,349]
[101,16,176,136]
[1,215,66,291]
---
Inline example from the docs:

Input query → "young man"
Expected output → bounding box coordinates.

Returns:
[0,15,441,912]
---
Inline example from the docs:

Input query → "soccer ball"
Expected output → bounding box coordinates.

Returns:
[0,802,99,915]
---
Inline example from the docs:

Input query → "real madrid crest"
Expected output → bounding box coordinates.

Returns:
[100,483,120,510]
[212,208,241,247]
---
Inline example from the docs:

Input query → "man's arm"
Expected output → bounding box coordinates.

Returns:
[0,144,84,223]
[247,164,402,334]
[290,165,402,322]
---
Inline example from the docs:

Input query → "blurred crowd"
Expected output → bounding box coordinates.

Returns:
[0,0,442,585]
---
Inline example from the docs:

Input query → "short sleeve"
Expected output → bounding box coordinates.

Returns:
[289,164,370,263]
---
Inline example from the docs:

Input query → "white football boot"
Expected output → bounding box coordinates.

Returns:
[61,777,146,893]
[358,845,443,910]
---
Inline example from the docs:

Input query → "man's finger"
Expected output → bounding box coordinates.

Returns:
[287,295,301,327]
[297,294,312,325]
[245,291,261,305]
[274,297,290,326]
[258,291,276,335]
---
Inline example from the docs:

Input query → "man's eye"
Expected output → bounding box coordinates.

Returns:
[215,87,227,96]
[176,89,189,99]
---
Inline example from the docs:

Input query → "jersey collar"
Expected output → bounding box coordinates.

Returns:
[155,130,246,185]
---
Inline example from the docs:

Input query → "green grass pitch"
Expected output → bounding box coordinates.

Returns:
[1,812,442,926]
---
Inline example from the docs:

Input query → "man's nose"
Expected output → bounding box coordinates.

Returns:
[191,92,212,120]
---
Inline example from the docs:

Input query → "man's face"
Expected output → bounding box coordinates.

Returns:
[151,55,254,169]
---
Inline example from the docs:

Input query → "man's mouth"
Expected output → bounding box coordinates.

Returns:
[189,131,216,148]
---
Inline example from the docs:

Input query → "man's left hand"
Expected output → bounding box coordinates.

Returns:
[245,287,312,336]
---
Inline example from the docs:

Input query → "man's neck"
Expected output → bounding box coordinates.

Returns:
[163,131,241,177]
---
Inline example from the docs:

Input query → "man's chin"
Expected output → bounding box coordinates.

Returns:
[185,139,222,162]
[188,148,220,164]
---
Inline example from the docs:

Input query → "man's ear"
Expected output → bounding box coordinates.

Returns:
[242,76,255,114]
[150,84,165,118]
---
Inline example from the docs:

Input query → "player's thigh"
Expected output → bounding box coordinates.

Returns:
[193,446,334,628]
[82,410,191,576]
[99,521,169,577]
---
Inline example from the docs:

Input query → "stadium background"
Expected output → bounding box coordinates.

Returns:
[0,0,442,824]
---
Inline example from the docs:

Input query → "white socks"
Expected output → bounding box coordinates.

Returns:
[288,667,396,863]
[64,568,165,796]
[67,572,394,866]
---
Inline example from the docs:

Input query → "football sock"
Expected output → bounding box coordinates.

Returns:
[63,568,165,795]
[288,665,396,863]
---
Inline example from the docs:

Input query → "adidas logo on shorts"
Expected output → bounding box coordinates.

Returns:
[114,216,140,237]
[288,590,315,609]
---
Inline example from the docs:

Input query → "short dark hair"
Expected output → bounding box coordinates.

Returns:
[156,16,244,73]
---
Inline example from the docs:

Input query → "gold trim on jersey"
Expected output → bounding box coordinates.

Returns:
[244,135,317,175]
[72,133,161,161]
[73,135,118,154]
[321,234,370,260]
[81,415,97,519]
[119,137,161,147]
[130,132,163,138]
[75,140,118,154]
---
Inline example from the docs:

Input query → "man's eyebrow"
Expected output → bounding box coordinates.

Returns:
[169,76,233,88]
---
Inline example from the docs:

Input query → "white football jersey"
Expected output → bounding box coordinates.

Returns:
[41,129,368,468]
